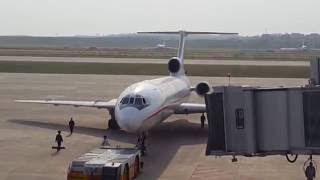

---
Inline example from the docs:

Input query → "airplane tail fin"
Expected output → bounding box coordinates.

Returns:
[138,31,238,76]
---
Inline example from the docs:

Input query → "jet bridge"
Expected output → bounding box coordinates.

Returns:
[205,85,320,156]
[205,58,320,160]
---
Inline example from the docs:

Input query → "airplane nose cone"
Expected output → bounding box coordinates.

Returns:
[116,107,143,133]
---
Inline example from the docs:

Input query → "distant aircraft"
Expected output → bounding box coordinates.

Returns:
[280,41,320,51]
[16,31,237,139]
[143,41,177,50]
[156,41,167,48]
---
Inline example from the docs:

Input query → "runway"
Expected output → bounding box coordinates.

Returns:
[0,56,309,66]
[0,72,315,180]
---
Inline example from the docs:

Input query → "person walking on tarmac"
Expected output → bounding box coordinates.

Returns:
[200,113,206,129]
[305,161,316,180]
[55,130,63,151]
[101,135,109,146]
[69,117,75,135]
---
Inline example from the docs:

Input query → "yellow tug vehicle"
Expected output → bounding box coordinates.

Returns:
[67,147,143,180]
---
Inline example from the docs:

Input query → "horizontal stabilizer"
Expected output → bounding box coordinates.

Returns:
[138,31,238,35]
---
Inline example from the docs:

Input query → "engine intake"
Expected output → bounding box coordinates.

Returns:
[168,58,181,73]
[195,82,210,96]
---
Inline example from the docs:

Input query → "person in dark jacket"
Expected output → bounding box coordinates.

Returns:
[101,135,109,146]
[69,117,75,135]
[305,161,316,180]
[55,130,63,151]
[200,113,206,128]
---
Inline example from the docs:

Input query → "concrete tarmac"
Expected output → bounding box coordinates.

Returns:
[0,73,316,180]
[0,56,309,66]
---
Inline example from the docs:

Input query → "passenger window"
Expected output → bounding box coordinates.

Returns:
[129,97,134,104]
[135,98,143,105]
[235,108,245,129]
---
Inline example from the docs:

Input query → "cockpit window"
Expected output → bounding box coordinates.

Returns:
[135,98,143,105]
[120,97,129,104]
[129,97,134,104]
[119,94,149,110]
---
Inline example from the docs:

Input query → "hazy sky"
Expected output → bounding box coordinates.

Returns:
[1,0,320,36]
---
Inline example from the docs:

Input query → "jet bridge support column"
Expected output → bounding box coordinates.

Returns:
[310,57,320,85]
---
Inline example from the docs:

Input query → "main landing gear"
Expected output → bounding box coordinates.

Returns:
[108,109,119,130]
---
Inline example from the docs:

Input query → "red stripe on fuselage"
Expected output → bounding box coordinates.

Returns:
[139,93,190,130]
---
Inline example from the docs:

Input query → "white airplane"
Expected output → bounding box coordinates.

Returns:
[155,41,176,50]
[279,41,320,52]
[157,41,167,48]
[280,41,308,51]
[16,31,237,135]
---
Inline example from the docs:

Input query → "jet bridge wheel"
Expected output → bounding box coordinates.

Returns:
[286,153,298,163]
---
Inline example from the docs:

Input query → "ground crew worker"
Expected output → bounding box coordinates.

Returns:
[69,117,75,135]
[305,161,316,180]
[200,113,206,128]
[136,136,141,148]
[141,133,147,156]
[101,135,109,146]
[55,130,63,151]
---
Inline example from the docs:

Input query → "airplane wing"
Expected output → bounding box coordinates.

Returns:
[172,103,206,114]
[15,99,117,109]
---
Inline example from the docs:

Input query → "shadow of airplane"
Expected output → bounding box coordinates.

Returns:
[9,119,136,143]
[8,118,208,180]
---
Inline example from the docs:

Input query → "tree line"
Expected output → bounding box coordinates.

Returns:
[0,33,320,49]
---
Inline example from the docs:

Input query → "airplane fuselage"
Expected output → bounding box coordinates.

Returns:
[115,75,191,133]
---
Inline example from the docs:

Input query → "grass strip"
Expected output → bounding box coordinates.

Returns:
[0,61,309,78]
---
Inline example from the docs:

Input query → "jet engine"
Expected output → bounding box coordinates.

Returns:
[195,82,211,96]
[168,58,181,73]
